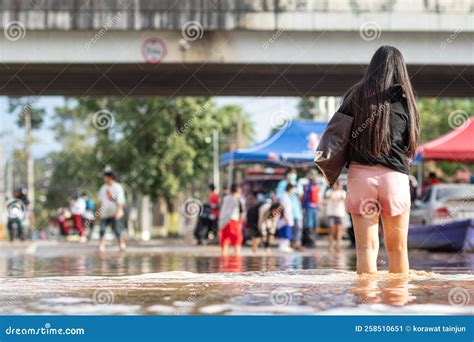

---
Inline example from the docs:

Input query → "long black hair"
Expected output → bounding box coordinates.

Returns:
[343,46,420,158]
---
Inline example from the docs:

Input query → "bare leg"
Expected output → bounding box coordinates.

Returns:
[352,213,379,274]
[99,238,106,252]
[119,236,126,251]
[221,243,229,256]
[234,244,242,256]
[269,235,275,246]
[251,238,260,253]
[381,212,410,274]
[328,224,334,249]
[335,224,343,250]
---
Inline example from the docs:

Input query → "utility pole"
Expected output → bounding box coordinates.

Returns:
[212,129,220,193]
[24,109,35,227]
[6,157,13,200]
[235,119,243,185]
[0,137,5,226]
[227,148,234,191]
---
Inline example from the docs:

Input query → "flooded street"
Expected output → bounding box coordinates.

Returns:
[0,241,472,315]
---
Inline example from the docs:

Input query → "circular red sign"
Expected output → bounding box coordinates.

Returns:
[141,37,167,64]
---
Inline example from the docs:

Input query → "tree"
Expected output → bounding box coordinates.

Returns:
[215,105,254,151]
[418,98,474,143]
[8,98,45,129]
[417,97,474,177]
[297,97,319,120]
[45,98,100,210]
[297,96,340,121]
[8,97,46,219]
[48,97,254,213]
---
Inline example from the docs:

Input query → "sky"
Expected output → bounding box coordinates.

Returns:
[1,96,300,159]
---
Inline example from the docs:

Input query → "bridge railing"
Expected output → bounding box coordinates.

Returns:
[0,0,471,31]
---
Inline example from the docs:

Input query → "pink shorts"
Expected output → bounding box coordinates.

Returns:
[345,163,411,217]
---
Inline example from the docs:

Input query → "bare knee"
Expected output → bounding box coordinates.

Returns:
[356,239,379,252]
[385,241,407,253]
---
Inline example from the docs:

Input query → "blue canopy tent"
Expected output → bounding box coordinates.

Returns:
[221,119,328,166]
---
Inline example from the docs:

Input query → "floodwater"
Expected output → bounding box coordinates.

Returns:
[0,241,472,315]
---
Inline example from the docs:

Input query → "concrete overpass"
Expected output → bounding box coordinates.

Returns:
[0,0,472,97]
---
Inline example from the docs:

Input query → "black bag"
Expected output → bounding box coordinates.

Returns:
[314,112,353,187]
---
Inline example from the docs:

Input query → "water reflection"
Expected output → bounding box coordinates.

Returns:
[353,277,416,306]
[0,242,472,315]
[0,248,471,278]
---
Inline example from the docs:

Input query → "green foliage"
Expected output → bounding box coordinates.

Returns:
[46,97,254,209]
[417,97,474,177]
[215,105,254,150]
[8,97,45,129]
[297,97,319,120]
[418,97,474,143]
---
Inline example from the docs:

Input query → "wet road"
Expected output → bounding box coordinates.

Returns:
[0,240,472,315]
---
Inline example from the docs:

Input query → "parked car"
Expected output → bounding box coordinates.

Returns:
[410,184,474,226]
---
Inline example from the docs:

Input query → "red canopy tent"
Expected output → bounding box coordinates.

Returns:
[416,117,474,163]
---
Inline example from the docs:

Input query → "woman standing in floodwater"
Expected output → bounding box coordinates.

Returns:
[338,46,420,274]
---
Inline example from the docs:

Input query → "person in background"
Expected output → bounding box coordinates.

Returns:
[290,185,304,251]
[246,192,263,253]
[69,194,86,242]
[208,184,220,239]
[276,168,298,199]
[218,184,244,256]
[97,171,126,252]
[277,184,295,253]
[258,201,283,254]
[408,175,418,204]
[297,168,308,197]
[277,169,303,250]
[325,180,347,250]
[6,188,30,241]
[303,170,320,246]
[422,172,441,192]
[82,192,96,233]
[57,207,71,236]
